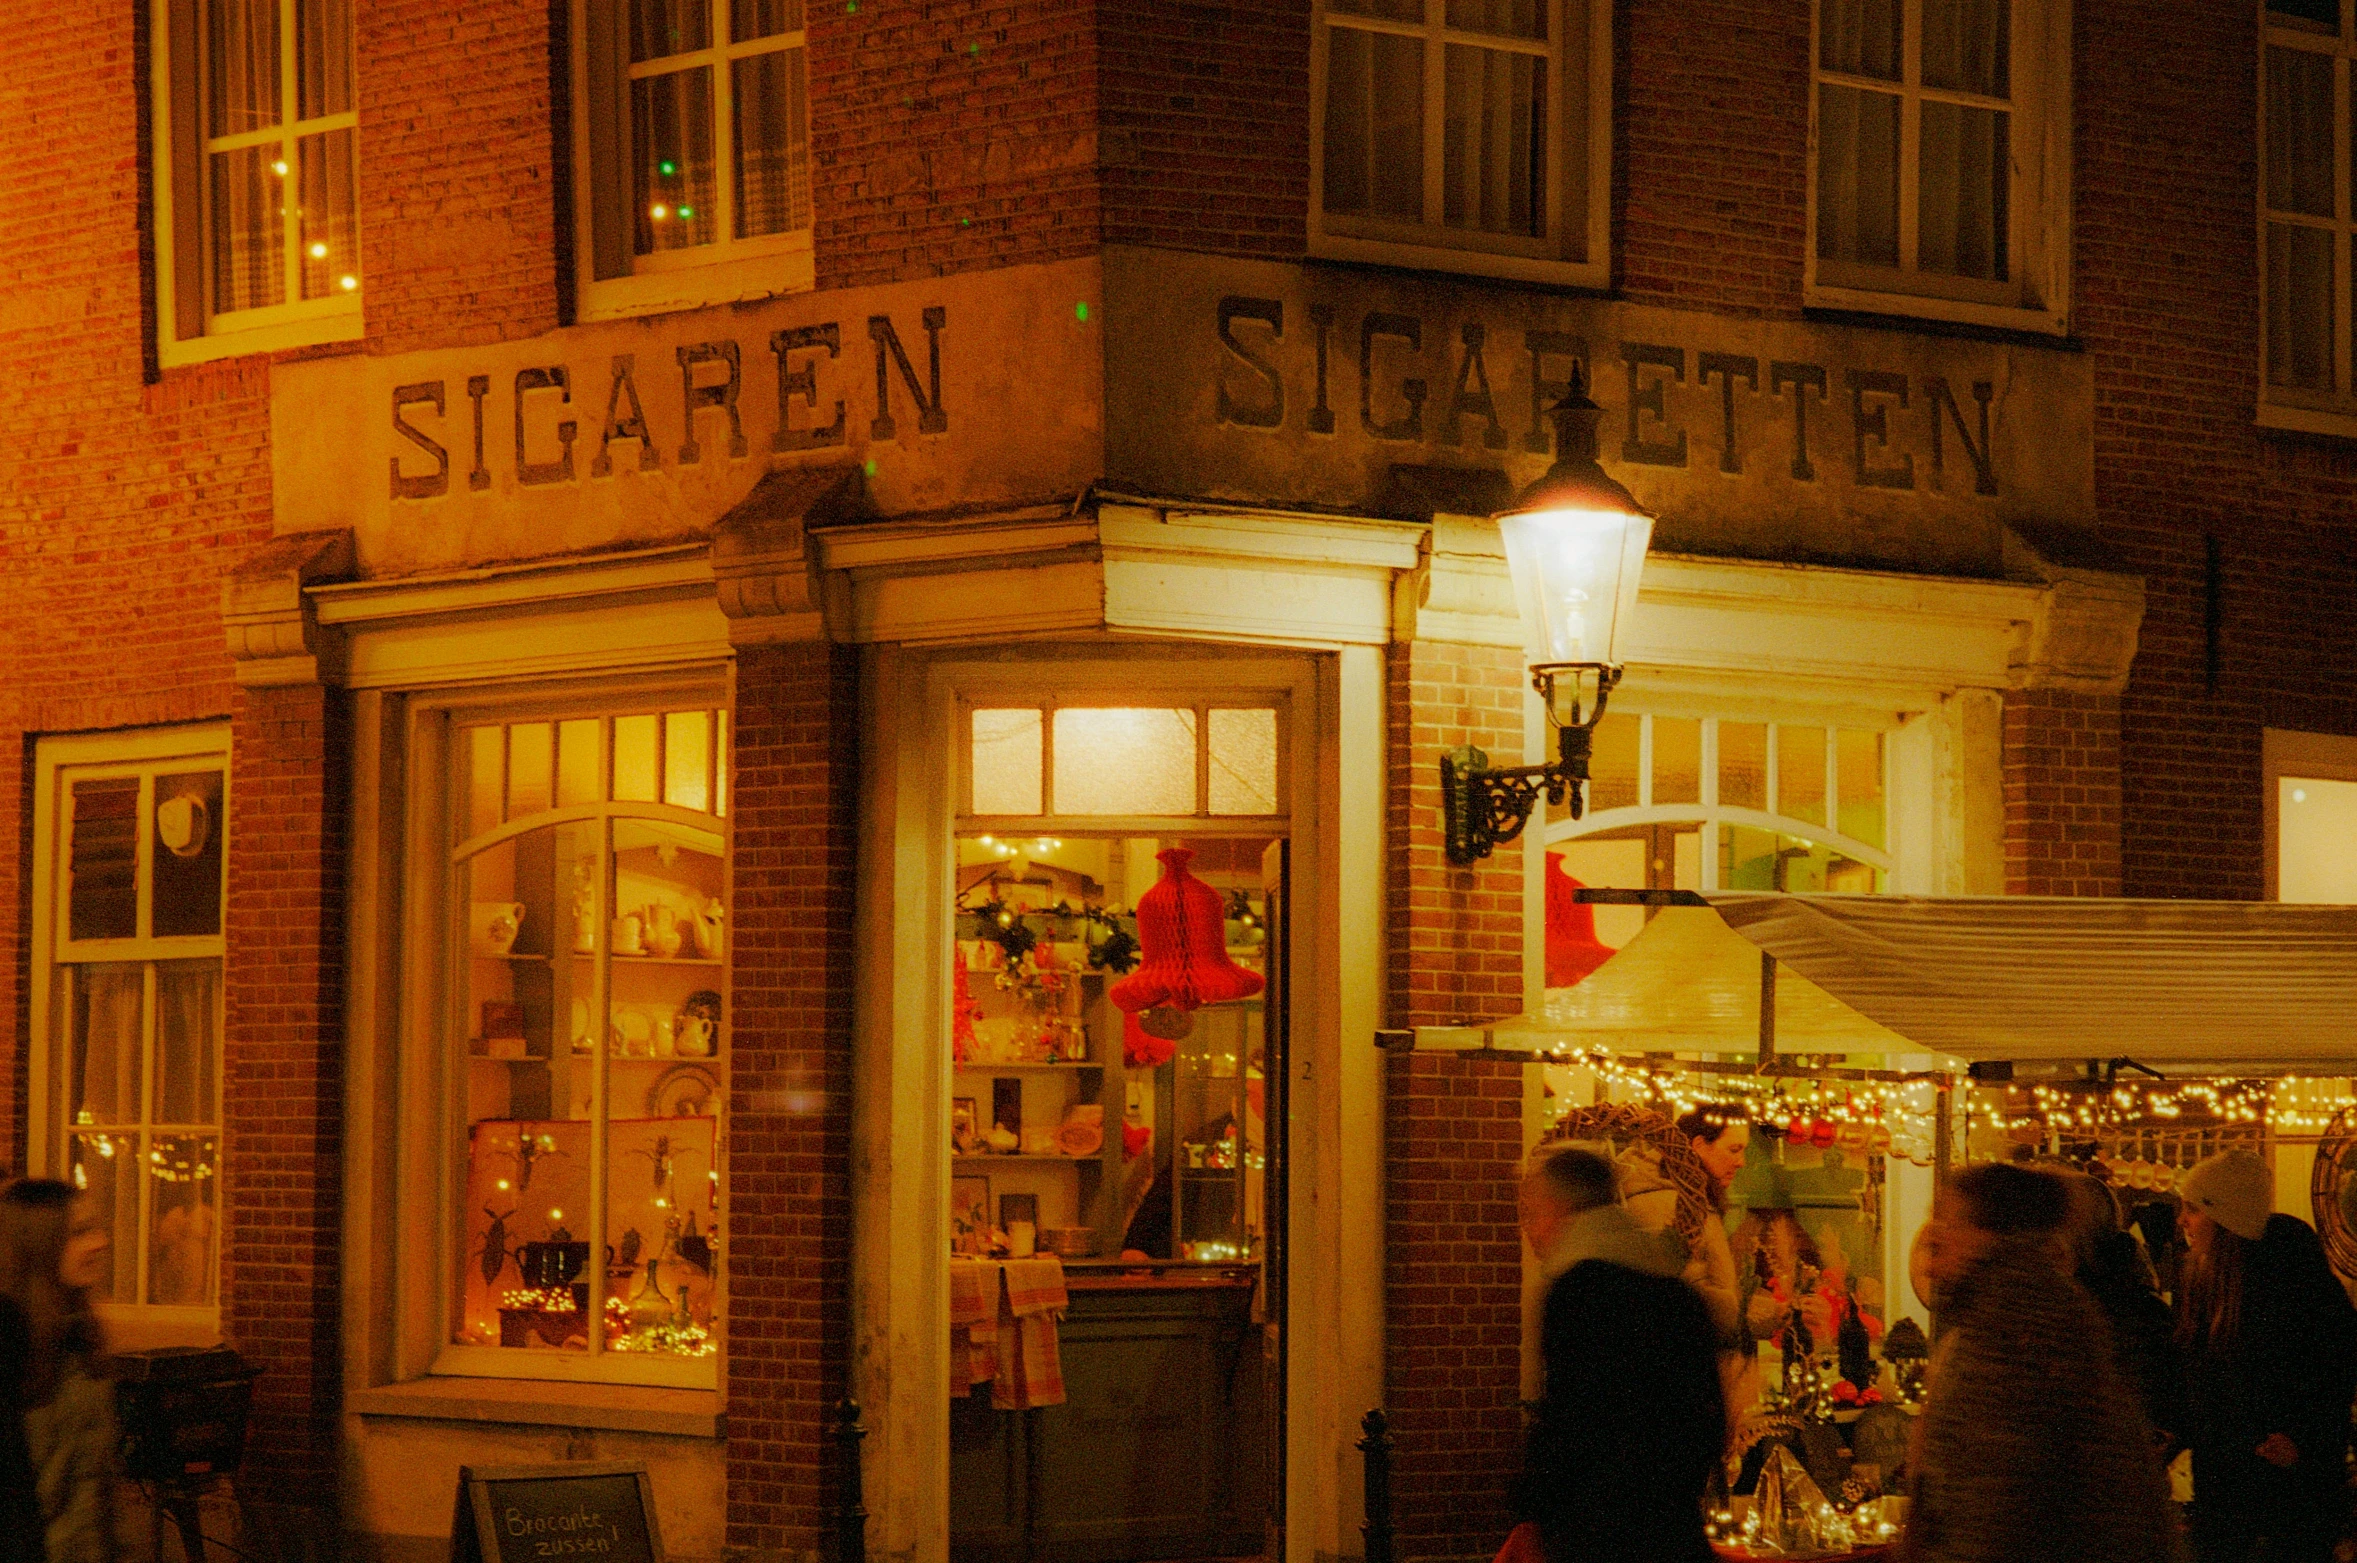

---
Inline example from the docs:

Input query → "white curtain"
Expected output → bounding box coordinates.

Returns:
[1917,101,2007,280]
[1443,44,1544,237]
[1817,84,1899,266]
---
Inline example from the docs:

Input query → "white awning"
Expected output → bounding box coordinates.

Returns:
[1410,894,2357,1076]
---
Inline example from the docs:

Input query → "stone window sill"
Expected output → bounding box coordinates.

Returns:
[347,1377,723,1439]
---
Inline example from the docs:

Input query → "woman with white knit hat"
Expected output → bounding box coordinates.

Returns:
[2176,1149,2357,1563]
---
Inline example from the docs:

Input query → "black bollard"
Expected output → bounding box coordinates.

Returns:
[835,1399,869,1563]
[1359,1408,1395,1563]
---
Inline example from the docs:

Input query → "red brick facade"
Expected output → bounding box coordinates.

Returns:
[2003,689,2125,898]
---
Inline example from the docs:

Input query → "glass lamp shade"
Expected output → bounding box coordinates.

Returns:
[1495,505,1655,669]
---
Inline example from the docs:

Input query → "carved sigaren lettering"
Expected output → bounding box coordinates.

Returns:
[1446,323,1508,451]
[1769,361,1827,482]
[465,375,491,491]
[1215,296,1285,430]
[1360,313,1425,442]
[1524,331,1584,455]
[772,323,847,452]
[869,306,949,441]
[390,381,449,500]
[1698,352,1758,475]
[677,341,748,465]
[514,367,577,486]
[1621,343,1687,467]
[1925,376,1998,495]
[1307,304,1336,435]
[592,354,660,477]
[1847,369,1914,490]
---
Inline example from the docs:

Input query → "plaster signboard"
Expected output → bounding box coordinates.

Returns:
[1101,246,2095,581]
[271,258,1106,577]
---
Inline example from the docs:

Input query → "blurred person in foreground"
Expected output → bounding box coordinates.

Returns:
[1512,1146,1725,1563]
[2175,1150,2357,1563]
[2,1178,117,1563]
[2059,1170,2186,1452]
[1905,1162,2177,1563]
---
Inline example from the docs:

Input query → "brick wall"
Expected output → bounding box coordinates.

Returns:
[1385,637,1529,1559]
[224,681,350,1513]
[2002,689,2124,898]
[723,642,860,1555]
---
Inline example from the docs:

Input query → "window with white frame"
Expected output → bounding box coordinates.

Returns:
[1808,0,2068,331]
[34,730,228,1318]
[1311,0,1609,287]
[2259,0,2357,432]
[574,0,812,321]
[152,0,361,366]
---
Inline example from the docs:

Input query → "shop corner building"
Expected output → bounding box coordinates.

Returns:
[2,2,2355,1562]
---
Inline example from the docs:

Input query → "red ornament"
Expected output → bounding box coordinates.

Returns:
[1544,853,1615,987]
[951,947,979,1061]
[1809,1119,1837,1148]
[1122,1123,1151,1159]
[1110,848,1265,1017]
[1786,1117,1810,1143]
[1122,1009,1176,1069]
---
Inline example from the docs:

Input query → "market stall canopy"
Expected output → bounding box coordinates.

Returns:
[1406,894,2357,1075]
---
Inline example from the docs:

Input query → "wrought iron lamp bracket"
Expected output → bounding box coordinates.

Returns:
[1439,663,1621,866]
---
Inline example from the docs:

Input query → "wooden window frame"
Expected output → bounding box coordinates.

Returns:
[2256,1,2357,437]
[1307,0,1612,289]
[1804,0,2072,335]
[571,0,814,324]
[150,0,363,369]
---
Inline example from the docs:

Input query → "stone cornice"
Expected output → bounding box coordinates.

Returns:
[222,529,357,687]
[709,464,861,645]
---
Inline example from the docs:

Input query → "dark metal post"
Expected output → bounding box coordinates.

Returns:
[1359,1408,1395,1563]
[835,1399,868,1563]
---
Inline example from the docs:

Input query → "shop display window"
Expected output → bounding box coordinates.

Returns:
[443,705,727,1385]
[35,731,229,1318]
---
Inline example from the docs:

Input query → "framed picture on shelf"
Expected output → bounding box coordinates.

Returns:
[992,1077,1022,1135]
[951,1097,979,1154]
[951,1176,993,1254]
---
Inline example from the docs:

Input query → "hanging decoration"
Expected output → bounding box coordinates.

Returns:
[1110,848,1264,1061]
[1123,1009,1175,1070]
[951,947,980,1062]
[1543,854,1615,987]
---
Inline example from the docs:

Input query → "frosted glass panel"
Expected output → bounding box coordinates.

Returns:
[68,963,144,1127]
[665,711,710,811]
[715,709,731,816]
[469,726,505,837]
[2280,777,2357,902]
[1778,726,1828,827]
[509,723,553,817]
[1586,712,1640,812]
[1208,709,1279,815]
[614,714,659,802]
[1719,722,1767,810]
[1652,718,1700,806]
[557,719,601,805]
[971,709,1043,815]
[1838,729,1887,848]
[1053,709,1198,815]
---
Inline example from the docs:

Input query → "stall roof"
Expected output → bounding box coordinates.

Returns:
[1409,894,2357,1076]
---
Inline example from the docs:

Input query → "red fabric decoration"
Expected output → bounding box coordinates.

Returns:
[1544,853,1616,988]
[951,946,979,1061]
[1122,1010,1175,1070]
[1122,1123,1151,1159]
[1110,848,1265,1015]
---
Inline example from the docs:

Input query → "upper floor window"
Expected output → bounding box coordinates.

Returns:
[153,0,362,367]
[2259,0,2357,435]
[32,728,229,1327]
[1309,0,1609,288]
[1808,0,2069,333]
[574,0,813,321]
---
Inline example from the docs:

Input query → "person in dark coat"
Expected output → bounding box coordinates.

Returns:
[2061,1171,2187,1450]
[2176,1151,2357,1563]
[0,1281,44,1563]
[1513,1146,1726,1563]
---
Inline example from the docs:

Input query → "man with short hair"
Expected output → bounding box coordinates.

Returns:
[1513,1146,1727,1563]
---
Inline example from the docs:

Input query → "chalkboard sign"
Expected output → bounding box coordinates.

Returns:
[451,1462,664,1563]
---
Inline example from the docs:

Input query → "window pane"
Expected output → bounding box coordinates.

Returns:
[1778,726,1828,827]
[614,715,661,802]
[1323,26,1425,221]
[1917,102,2008,281]
[1719,722,1767,810]
[1652,718,1701,806]
[152,770,224,939]
[210,144,287,315]
[604,1113,720,1357]
[1446,0,1544,39]
[715,709,731,817]
[972,709,1043,815]
[469,725,506,837]
[297,128,360,299]
[1816,85,1900,266]
[68,964,144,1127]
[1329,0,1421,18]
[2268,221,2335,390]
[1207,709,1279,815]
[206,0,282,136]
[631,0,711,61]
[1820,0,1901,81]
[734,47,811,237]
[634,68,719,253]
[508,724,554,818]
[1442,45,1545,238]
[665,711,711,811]
[2270,0,2341,31]
[1585,711,1640,812]
[2269,46,2335,217]
[1052,709,1198,815]
[68,778,140,942]
[2279,776,2357,901]
[67,1132,139,1305]
[1837,730,1887,849]
[295,0,353,119]
[147,1134,220,1306]
[558,720,602,806]
[154,960,221,1127]
[1723,825,1883,893]
[732,0,802,39]
[1920,0,2007,97]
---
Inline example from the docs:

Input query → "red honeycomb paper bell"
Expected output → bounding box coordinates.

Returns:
[1545,853,1615,988]
[1111,848,1265,1027]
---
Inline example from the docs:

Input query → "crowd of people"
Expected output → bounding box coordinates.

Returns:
[1513,1121,2357,1563]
